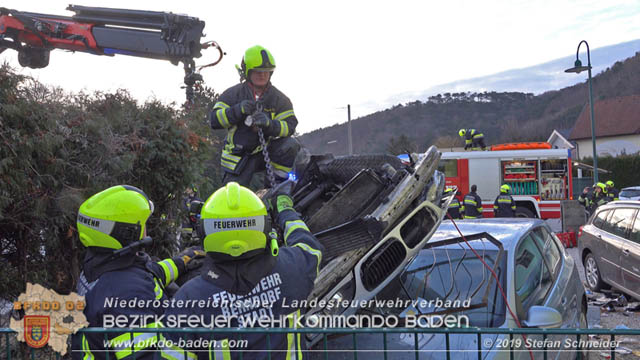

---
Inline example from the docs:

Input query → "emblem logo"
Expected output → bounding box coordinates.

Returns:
[24,315,50,348]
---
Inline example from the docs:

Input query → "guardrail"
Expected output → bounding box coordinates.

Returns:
[2,326,639,359]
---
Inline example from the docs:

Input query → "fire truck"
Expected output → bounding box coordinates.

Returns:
[439,144,573,219]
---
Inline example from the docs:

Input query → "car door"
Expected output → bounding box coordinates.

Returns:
[602,208,636,289]
[620,209,640,297]
[513,232,560,360]
[593,209,626,287]
[531,227,575,360]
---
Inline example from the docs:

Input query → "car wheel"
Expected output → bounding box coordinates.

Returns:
[584,253,606,291]
[515,206,535,218]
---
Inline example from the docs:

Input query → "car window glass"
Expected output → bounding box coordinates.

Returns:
[514,234,553,320]
[620,189,640,198]
[532,228,562,278]
[600,210,618,234]
[592,210,609,229]
[630,211,640,244]
[608,208,636,239]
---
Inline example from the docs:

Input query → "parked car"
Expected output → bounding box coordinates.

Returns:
[619,186,640,201]
[309,218,588,359]
[578,201,640,298]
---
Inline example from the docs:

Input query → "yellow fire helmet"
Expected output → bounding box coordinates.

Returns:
[500,184,511,193]
[200,182,272,260]
[77,185,154,249]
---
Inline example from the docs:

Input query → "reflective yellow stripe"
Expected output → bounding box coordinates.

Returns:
[284,220,310,243]
[293,243,322,275]
[221,152,241,162]
[464,199,477,206]
[498,199,512,203]
[82,335,95,360]
[158,259,178,285]
[270,161,292,173]
[278,120,289,137]
[216,109,230,128]
[275,109,294,121]
[493,205,498,209]
[214,101,230,109]
[464,215,479,219]
[154,279,163,300]
[161,335,197,360]
[221,159,237,170]
[212,338,231,360]
[285,310,301,360]
[112,322,162,359]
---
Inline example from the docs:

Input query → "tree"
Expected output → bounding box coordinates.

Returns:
[385,134,417,155]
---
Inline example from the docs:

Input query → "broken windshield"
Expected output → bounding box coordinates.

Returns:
[364,238,507,327]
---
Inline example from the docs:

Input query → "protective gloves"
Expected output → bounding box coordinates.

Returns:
[231,100,256,120]
[250,112,271,129]
[176,246,205,267]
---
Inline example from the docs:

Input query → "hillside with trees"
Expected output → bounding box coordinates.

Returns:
[299,51,640,155]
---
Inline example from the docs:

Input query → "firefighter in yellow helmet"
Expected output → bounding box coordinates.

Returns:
[161,182,323,359]
[458,128,486,151]
[210,45,300,189]
[72,185,203,360]
[493,184,516,217]
[605,180,619,202]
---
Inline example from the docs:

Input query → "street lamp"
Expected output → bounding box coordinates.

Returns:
[565,40,598,183]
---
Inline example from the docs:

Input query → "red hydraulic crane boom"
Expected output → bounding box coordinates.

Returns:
[0,5,224,103]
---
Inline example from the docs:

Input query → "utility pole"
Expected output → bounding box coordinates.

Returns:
[347,104,353,155]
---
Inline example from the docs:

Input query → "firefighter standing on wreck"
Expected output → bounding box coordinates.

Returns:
[209,45,300,188]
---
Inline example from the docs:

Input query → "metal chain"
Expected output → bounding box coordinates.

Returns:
[255,101,277,188]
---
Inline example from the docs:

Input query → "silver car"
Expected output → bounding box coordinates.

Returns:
[311,219,587,359]
[619,187,640,201]
[578,200,640,296]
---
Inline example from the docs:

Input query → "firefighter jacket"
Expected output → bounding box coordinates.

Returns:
[461,191,483,219]
[72,250,185,360]
[447,197,462,219]
[607,188,619,202]
[210,82,298,174]
[160,209,324,360]
[578,192,592,210]
[493,193,516,217]
[463,129,485,150]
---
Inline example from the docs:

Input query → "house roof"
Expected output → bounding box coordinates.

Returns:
[547,129,574,149]
[568,95,640,140]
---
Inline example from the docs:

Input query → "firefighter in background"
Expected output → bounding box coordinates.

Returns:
[578,186,593,215]
[73,185,203,359]
[605,180,619,202]
[593,182,611,209]
[461,184,483,219]
[210,45,300,188]
[493,184,516,217]
[443,188,462,219]
[160,182,323,359]
[458,128,487,151]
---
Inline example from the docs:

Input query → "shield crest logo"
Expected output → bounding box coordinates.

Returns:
[24,315,50,348]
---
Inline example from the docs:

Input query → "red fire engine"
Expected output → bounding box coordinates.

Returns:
[440,145,573,219]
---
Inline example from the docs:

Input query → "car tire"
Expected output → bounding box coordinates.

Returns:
[321,154,404,183]
[515,206,535,218]
[584,253,607,291]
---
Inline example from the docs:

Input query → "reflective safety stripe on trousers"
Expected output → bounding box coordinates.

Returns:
[160,334,198,360]
[211,338,231,360]
[82,334,95,360]
[111,322,162,359]
[286,310,303,360]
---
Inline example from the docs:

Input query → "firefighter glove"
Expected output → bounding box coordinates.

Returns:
[177,246,205,266]
[232,100,256,120]
[251,112,271,129]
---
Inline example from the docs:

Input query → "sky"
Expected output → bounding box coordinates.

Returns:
[2,0,640,135]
